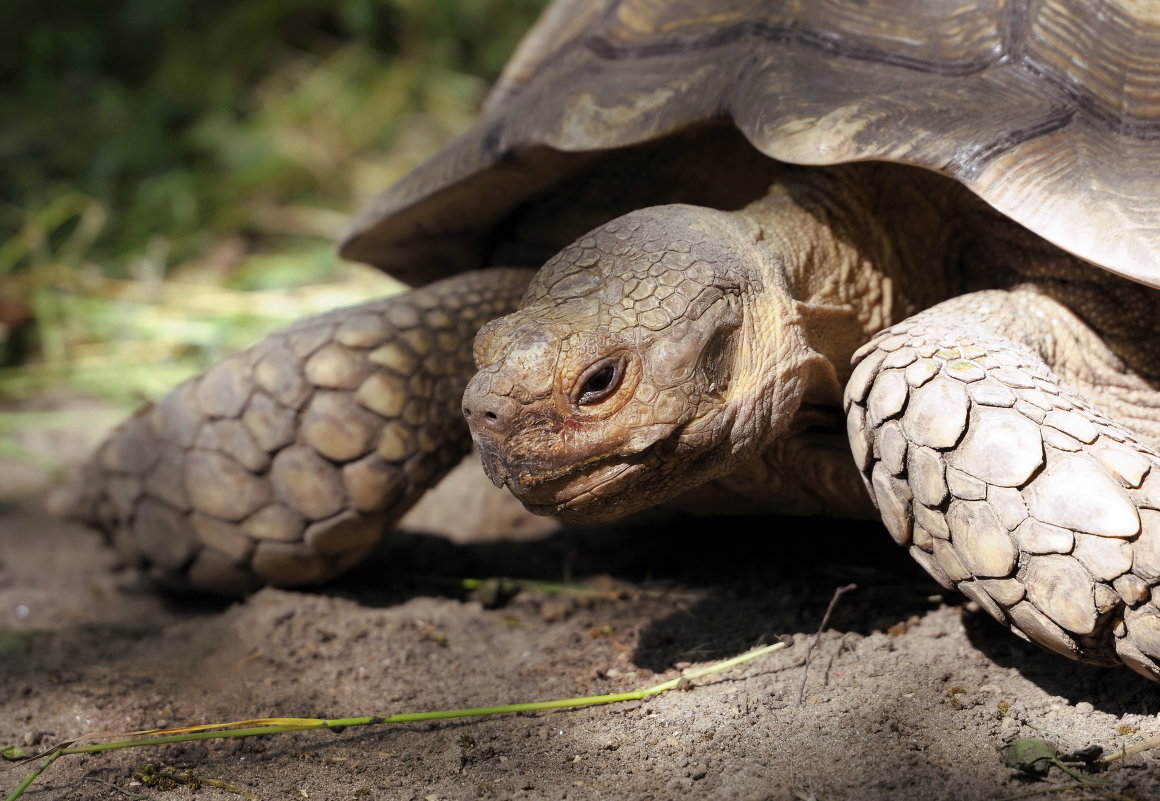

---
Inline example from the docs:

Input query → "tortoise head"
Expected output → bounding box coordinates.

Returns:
[462,204,813,521]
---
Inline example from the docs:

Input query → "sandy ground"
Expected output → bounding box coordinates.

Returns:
[3,455,1160,801]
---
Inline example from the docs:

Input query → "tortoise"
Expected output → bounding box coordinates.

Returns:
[64,0,1160,681]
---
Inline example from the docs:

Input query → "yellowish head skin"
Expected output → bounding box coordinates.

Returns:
[463,204,820,520]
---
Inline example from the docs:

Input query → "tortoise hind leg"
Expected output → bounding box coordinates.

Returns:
[845,288,1160,681]
[58,268,534,595]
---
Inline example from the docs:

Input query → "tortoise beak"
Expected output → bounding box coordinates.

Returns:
[473,437,512,490]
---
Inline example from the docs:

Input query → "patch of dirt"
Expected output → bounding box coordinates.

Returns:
[3,469,1160,800]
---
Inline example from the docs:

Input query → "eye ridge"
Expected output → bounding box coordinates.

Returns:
[575,356,625,405]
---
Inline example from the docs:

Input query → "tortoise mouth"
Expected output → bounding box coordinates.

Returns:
[511,454,653,519]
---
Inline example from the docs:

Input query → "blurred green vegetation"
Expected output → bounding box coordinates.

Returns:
[0,0,546,393]
[0,0,545,488]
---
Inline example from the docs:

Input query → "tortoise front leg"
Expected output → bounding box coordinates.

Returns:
[845,289,1160,680]
[61,269,534,595]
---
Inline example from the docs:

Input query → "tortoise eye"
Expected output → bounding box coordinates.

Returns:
[574,356,625,406]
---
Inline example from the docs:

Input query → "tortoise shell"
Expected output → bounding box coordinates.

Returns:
[340,0,1160,290]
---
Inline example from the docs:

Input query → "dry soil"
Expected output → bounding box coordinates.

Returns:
[2,459,1160,801]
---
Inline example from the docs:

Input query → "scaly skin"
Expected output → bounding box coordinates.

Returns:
[463,204,820,519]
[59,269,533,594]
[847,291,1160,679]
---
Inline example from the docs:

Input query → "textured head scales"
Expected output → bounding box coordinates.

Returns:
[342,0,1160,290]
[462,206,782,519]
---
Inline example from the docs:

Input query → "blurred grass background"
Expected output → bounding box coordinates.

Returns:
[0,0,546,491]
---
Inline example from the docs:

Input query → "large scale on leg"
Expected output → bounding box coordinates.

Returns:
[64,0,1160,680]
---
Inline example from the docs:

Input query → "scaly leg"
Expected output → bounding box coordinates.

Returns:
[845,289,1160,680]
[60,269,534,595]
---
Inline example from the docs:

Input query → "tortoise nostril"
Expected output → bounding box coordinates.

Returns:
[463,399,506,430]
[463,378,515,433]
[475,407,504,428]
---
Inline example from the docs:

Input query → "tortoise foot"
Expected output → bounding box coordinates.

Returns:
[845,298,1160,680]
[60,269,533,595]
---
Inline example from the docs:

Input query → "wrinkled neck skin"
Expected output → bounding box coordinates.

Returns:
[463,169,935,522]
